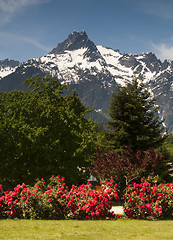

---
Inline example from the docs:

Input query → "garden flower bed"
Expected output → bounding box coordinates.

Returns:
[0,175,120,220]
[123,178,173,219]
[0,175,172,220]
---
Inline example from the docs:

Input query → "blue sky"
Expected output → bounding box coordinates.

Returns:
[1,0,173,62]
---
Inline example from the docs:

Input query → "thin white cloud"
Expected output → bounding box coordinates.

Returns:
[139,0,173,20]
[0,31,52,52]
[0,0,52,12]
[0,0,53,25]
[20,36,52,53]
[152,43,173,61]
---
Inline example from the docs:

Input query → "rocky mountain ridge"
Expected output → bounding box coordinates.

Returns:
[0,31,173,132]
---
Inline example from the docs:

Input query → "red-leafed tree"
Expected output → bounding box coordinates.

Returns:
[90,146,167,187]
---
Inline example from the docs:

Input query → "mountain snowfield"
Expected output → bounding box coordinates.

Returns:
[23,44,165,85]
[0,59,19,79]
[0,66,16,79]
[0,31,173,131]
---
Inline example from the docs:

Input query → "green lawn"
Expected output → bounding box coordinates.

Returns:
[0,219,172,240]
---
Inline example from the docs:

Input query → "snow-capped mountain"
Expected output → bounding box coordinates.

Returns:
[0,59,20,79]
[0,31,173,132]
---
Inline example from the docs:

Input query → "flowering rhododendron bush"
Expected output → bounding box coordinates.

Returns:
[0,176,120,220]
[123,178,173,219]
[18,176,69,219]
[66,177,119,220]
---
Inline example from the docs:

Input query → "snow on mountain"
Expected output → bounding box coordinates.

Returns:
[0,31,172,131]
[0,59,20,79]
[37,48,106,84]
[27,39,171,89]
[0,66,16,79]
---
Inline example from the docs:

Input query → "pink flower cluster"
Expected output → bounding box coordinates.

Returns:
[0,175,120,220]
[65,177,119,220]
[0,183,27,218]
[123,179,173,219]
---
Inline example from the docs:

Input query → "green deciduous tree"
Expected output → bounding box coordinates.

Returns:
[106,76,166,152]
[0,77,96,187]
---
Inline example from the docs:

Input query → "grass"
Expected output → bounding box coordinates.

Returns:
[0,219,173,240]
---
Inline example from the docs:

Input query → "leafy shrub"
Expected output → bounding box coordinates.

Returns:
[123,177,173,219]
[0,183,26,219]
[0,175,120,220]
[18,176,69,219]
[66,176,119,220]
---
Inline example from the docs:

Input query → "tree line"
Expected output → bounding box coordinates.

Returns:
[0,76,172,189]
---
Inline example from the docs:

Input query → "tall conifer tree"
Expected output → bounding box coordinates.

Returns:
[106,76,165,152]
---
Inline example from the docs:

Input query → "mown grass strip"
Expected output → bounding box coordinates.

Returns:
[0,219,172,240]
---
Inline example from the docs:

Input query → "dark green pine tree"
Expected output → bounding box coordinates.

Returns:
[106,76,166,152]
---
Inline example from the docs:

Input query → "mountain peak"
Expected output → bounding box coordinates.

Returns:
[50,30,92,54]
[69,30,87,38]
